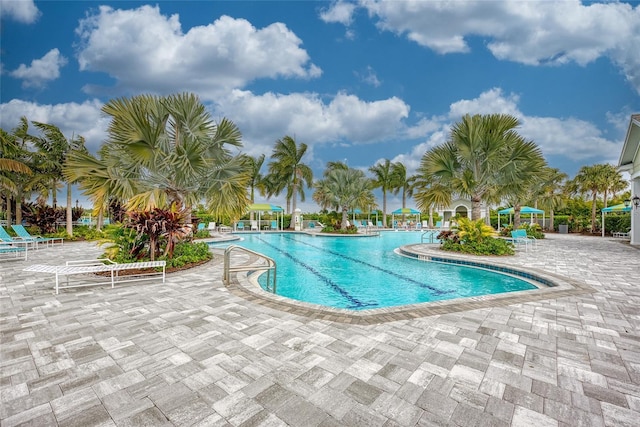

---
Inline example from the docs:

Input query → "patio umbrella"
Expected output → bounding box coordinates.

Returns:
[601,203,631,237]
[497,206,545,231]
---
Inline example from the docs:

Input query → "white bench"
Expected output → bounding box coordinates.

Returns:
[24,259,166,294]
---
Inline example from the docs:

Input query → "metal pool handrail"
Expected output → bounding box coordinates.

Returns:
[421,230,438,243]
[223,245,277,293]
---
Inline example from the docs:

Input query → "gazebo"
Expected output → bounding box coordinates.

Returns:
[247,203,284,230]
[391,208,421,228]
[497,206,545,231]
[601,203,631,237]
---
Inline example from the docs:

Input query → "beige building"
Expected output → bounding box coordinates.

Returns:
[618,114,640,246]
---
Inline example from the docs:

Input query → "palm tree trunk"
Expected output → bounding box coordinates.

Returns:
[97,209,103,231]
[15,190,23,225]
[429,206,433,228]
[591,192,598,233]
[382,191,387,227]
[7,196,13,225]
[514,204,522,228]
[290,183,297,229]
[341,207,349,230]
[471,195,482,221]
[52,182,57,208]
[549,210,555,232]
[66,183,73,236]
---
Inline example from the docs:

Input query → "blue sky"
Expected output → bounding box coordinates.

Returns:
[2,0,639,211]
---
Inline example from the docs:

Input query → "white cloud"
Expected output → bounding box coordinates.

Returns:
[0,99,108,153]
[347,0,640,94]
[215,90,410,152]
[75,5,321,99]
[355,66,381,87]
[0,0,40,23]
[10,48,67,88]
[319,1,357,25]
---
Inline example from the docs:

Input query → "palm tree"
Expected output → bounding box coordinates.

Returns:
[369,159,396,227]
[391,162,411,208]
[417,114,546,221]
[313,167,375,230]
[568,164,619,233]
[28,121,86,236]
[599,164,627,208]
[266,135,313,226]
[242,154,266,220]
[534,167,568,231]
[67,93,250,222]
[1,119,34,225]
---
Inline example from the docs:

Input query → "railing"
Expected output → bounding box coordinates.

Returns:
[421,230,439,243]
[223,245,277,293]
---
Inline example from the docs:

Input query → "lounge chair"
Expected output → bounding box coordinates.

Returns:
[510,229,536,251]
[0,240,28,261]
[197,223,206,231]
[251,220,259,231]
[271,220,278,230]
[12,224,64,248]
[236,222,245,231]
[377,221,383,228]
[613,229,631,239]
[308,221,316,229]
[207,222,217,235]
[434,221,442,229]
[1,225,37,250]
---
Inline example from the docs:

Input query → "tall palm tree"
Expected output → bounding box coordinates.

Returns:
[66,93,250,222]
[369,159,396,227]
[29,121,86,236]
[313,167,375,230]
[534,167,568,231]
[391,162,411,209]
[418,114,546,221]
[242,154,266,220]
[1,119,34,225]
[267,135,313,226]
[568,163,626,233]
[600,163,627,208]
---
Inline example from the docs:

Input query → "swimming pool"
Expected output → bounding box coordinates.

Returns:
[213,232,538,311]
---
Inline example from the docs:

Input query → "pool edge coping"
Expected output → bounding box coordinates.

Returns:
[220,244,595,325]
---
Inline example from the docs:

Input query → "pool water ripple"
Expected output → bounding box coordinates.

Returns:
[281,234,453,296]
[214,232,537,310]
[255,236,377,309]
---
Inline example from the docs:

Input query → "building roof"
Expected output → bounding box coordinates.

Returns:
[618,114,640,169]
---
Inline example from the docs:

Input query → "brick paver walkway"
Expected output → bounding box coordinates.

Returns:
[1,233,639,426]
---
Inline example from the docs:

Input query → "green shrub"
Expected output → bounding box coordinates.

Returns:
[438,218,514,255]
[159,241,212,269]
[321,224,358,234]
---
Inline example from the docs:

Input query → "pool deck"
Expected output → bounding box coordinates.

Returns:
[1,233,639,426]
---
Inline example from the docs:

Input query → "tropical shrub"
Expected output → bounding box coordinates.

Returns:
[160,241,212,269]
[321,224,358,234]
[21,202,64,233]
[439,218,514,255]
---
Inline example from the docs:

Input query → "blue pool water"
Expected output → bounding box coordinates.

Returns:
[213,232,537,310]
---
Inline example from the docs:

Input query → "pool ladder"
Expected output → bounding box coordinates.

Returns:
[223,245,277,293]
[421,230,438,243]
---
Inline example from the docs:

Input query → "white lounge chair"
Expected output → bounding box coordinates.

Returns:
[251,220,259,231]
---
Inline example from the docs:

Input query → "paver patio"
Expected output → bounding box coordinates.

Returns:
[1,233,639,426]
